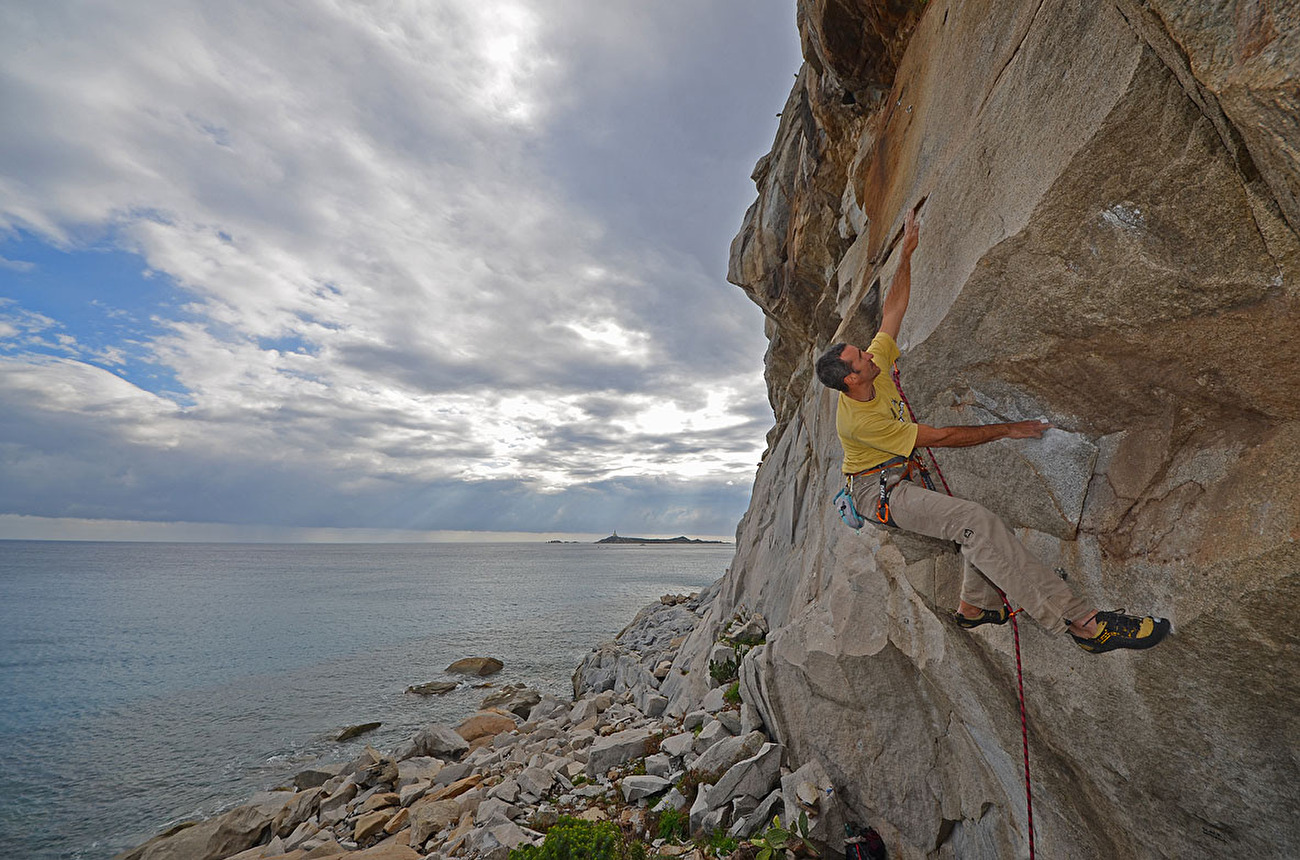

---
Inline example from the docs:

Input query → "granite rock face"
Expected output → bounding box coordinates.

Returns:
[718,1,1299,858]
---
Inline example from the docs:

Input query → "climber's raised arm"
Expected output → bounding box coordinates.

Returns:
[878,207,920,341]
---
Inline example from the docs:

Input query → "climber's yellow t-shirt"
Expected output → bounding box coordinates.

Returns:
[837,331,918,474]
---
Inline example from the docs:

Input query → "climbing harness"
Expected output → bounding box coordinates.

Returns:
[890,362,1037,860]
[842,453,932,528]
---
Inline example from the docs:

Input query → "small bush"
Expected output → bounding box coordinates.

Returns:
[723,681,741,707]
[655,807,690,842]
[699,829,739,857]
[708,658,738,684]
[509,816,641,860]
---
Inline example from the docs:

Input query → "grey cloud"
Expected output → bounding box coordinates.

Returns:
[0,1,795,534]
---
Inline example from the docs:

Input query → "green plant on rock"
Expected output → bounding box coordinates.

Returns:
[708,657,738,684]
[749,812,819,860]
[509,816,644,860]
[723,681,741,707]
[653,806,690,842]
[698,828,739,857]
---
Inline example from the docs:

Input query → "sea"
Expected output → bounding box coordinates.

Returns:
[0,540,733,860]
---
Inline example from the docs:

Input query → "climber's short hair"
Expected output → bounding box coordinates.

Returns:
[815,342,852,392]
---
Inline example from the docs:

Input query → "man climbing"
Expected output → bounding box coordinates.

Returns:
[815,208,1169,654]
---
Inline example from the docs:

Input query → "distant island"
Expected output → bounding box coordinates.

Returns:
[595,534,728,545]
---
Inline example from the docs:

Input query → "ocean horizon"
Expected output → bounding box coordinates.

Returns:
[0,540,732,860]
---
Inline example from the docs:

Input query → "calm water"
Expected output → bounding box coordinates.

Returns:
[0,541,731,860]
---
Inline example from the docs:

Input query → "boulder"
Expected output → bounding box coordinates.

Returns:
[692,719,732,754]
[479,684,541,718]
[584,727,655,777]
[621,775,672,802]
[528,694,571,723]
[660,732,694,759]
[115,799,281,860]
[351,836,421,858]
[396,723,469,761]
[455,712,517,742]
[293,764,343,791]
[406,681,458,695]
[271,787,322,838]
[705,743,783,809]
[396,757,442,788]
[354,810,392,843]
[445,657,504,676]
[690,732,766,781]
[516,766,553,799]
[337,722,382,741]
[408,799,461,846]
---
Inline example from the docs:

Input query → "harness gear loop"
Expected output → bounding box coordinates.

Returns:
[890,361,1036,860]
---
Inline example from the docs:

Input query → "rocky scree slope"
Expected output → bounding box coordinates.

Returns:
[689,1,1299,858]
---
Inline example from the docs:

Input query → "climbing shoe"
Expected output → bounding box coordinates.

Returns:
[953,606,1010,629]
[1071,610,1170,654]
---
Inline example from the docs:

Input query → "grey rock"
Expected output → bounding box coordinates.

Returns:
[692,719,732,754]
[687,788,711,836]
[409,799,461,846]
[652,787,689,812]
[516,766,553,798]
[398,723,469,761]
[701,686,728,713]
[645,754,672,778]
[682,710,708,730]
[528,695,571,723]
[705,743,783,809]
[621,775,672,802]
[747,789,784,836]
[406,680,459,695]
[397,756,443,788]
[480,684,542,719]
[271,787,322,838]
[740,703,763,736]
[433,762,473,787]
[780,759,842,849]
[643,693,669,718]
[584,726,654,777]
[715,709,742,734]
[475,797,516,827]
[488,777,520,803]
[292,764,343,791]
[489,820,531,850]
[690,732,766,781]
[660,732,694,759]
[569,698,599,724]
[399,780,430,808]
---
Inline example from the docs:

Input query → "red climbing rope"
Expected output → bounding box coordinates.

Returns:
[891,363,1037,860]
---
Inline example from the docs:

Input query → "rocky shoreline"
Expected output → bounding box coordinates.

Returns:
[115,582,847,860]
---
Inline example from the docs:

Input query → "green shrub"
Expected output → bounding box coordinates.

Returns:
[509,816,640,860]
[723,681,741,707]
[708,658,738,684]
[655,807,689,842]
[699,829,739,857]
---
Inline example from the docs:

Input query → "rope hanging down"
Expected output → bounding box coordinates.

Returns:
[890,363,1037,860]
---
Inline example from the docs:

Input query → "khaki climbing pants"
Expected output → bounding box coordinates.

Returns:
[852,477,1092,635]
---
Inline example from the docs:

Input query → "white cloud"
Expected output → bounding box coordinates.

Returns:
[0,0,799,533]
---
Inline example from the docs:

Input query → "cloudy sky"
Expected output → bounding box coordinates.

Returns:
[0,1,802,541]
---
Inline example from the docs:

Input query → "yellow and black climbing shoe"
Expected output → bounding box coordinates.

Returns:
[953,606,1010,629]
[1071,610,1170,654]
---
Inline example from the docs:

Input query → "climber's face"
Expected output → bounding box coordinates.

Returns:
[840,345,880,387]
